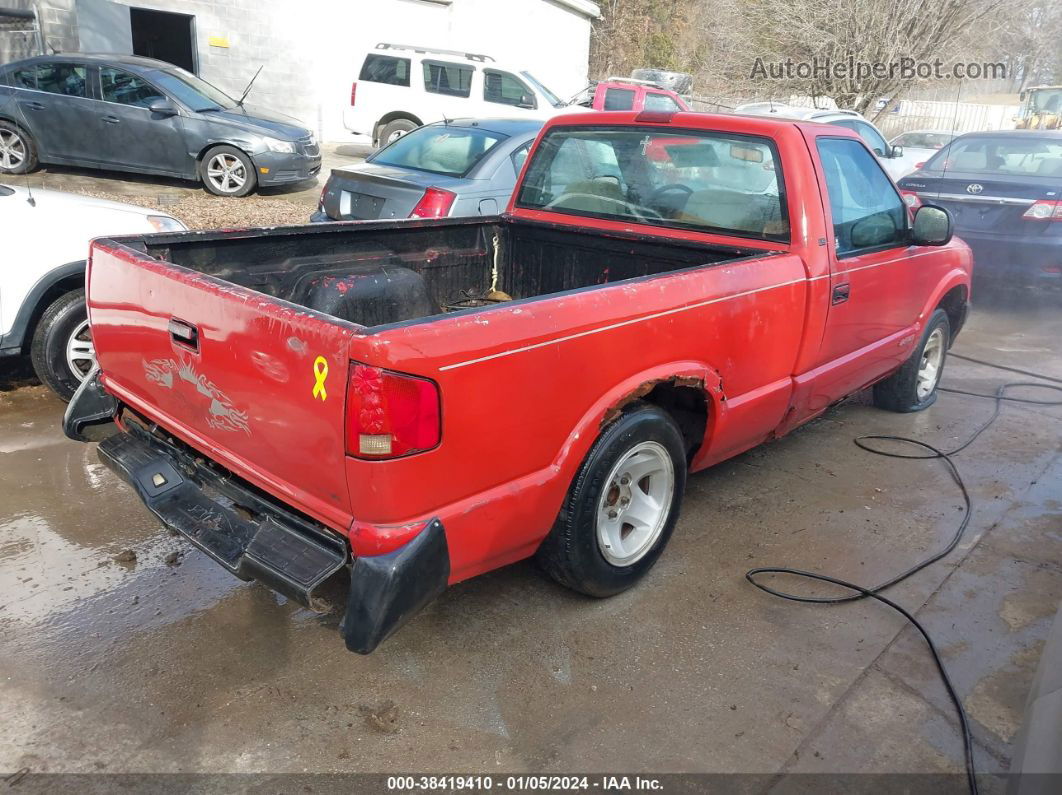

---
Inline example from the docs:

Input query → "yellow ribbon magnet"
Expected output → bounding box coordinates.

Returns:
[312,356,328,401]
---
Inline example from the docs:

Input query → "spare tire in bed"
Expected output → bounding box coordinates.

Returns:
[292,265,437,327]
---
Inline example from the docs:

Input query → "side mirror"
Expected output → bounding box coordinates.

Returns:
[911,204,953,246]
[148,100,178,117]
[518,93,535,109]
[890,144,904,158]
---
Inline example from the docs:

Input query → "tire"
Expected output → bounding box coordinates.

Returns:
[536,402,687,597]
[0,120,38,174]
[199,145,257,197]
[377,118,418,148]
[873,309,950,413]
[30,289,94,402]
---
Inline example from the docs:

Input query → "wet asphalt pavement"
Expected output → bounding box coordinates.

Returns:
[0,295,1059,782]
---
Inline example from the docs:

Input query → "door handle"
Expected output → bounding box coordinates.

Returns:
[20,101,45,110]
[168,319,199,352]
[102,115,121,124]
[832,283,851,305]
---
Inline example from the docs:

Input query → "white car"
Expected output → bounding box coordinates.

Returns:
[888,129,956,172]
[0,183,184,400]
[344,42,585,147]
[736,103,917,179]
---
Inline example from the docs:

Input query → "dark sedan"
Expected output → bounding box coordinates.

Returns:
[0,54,320,197]
[311,118,542,222]
[898,130,1062,288]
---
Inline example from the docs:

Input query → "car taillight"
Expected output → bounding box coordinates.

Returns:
[900,190,922,209]
[914,161,925,170]
[346,364,440,459]
[350,81,357,106]
[409,187,457,219]
[1022,200,1062,221]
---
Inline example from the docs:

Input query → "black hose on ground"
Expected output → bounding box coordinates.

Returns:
[746,357,1062,795]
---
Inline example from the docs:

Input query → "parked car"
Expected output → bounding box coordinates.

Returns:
[66,111,970,653]
[0,54,321,197]
[312,118,542,222]
[0,183,184,399]
[344,42,582,147]
[569,78,690,113]
[736,102,916,178]
[889,129,956,170]
[898,130,1062,287]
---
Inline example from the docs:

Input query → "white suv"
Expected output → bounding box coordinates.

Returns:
[0,183,184,400]
[344,43,582,147]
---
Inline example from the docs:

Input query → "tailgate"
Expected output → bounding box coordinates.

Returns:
[87,240,357,532]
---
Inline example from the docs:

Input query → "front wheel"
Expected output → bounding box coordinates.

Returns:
[873,308,950,412]
[30,289,94,402]
[0,121,38,174]
[200,145,257,197]
[536,402,687,597]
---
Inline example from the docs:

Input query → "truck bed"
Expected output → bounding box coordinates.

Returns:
[123,217,767,330]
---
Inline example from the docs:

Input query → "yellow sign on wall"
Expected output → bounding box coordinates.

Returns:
[208,35,230,48]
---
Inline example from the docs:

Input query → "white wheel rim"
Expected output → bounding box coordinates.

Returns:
[596,441,675,567]
[206,153,247,193]
[0,130,26,169]
[916,327,946,401]
[386,129,407,144]
[66,319,95,382]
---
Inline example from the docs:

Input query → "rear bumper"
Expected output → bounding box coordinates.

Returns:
[959,231,1062,284]
[64,375,450,653]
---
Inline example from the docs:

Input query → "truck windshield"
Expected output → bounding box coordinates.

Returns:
[520,71,565,108]
[517,127,789,242]
[370,126,507,177]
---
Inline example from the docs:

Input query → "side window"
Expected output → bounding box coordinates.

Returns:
[358,54,410,87]
[831,119,888,157]
[423,60,473,98]
[100,67,164,107]
[816,137,906,256]
[7,66,38,89]
[484,70,532,107]
[510,142,531,175]
[603,88,635,111]
[35,63,87,98]
[643,92,681,112]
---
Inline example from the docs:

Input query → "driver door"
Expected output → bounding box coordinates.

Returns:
[811,135,925,398]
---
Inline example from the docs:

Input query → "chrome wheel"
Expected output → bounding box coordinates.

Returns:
[0,129,26,170]
[916,326,946,401]
[386,129,407,144]
[65,319,95,382]
[596,441,675,567]
[206,153,247,194]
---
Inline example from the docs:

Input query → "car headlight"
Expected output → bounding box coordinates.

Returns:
[147,215,187,233]
[264,137,297,154]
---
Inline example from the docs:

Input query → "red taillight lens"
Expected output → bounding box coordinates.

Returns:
[346,364,440,459]
[409,187,457,219]
[1022,200,1062,221]
[350,81,357,106]
[914,161,925,170]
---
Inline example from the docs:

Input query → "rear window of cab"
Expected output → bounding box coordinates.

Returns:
[516,127,789,242]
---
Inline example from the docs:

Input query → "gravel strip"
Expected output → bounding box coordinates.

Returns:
[74,189,315,230]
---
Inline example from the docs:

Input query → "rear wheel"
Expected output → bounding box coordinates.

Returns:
[377,118,418,148]
[0,121,38,174]
[30,289,94,402]
[536,403,687,597]
[199,145,257,197]
[873,309,950,412]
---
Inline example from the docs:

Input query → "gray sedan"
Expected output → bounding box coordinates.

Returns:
[311,118,542,222]
[0,54,320,197]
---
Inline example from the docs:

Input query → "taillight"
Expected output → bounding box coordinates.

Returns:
[1022,200,1062,221]
[346,364,440,459]
[409,187,457,218]
[350,81,357,106]
[900,190,922,209]
[914,161,925,170]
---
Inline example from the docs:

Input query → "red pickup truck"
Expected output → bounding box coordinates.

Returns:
[65,111,972,653]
